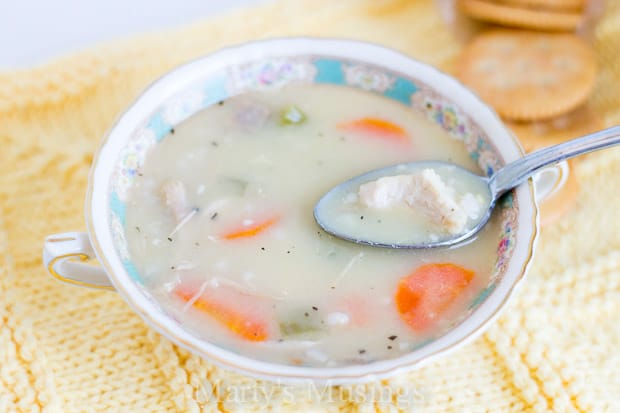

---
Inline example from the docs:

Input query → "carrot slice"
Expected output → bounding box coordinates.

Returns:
[174,284,270,341]
[338,117,409,142]
[222,216,279,240]
[395,263,474,332]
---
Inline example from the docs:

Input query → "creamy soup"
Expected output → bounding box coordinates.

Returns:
[125,84,501,367]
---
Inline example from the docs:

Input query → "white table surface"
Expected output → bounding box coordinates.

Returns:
[0,0,265,69]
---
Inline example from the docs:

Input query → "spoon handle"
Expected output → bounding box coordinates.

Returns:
[489,125,620,197]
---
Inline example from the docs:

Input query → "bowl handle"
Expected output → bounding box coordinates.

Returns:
[43,232,114,290]
[532,160,569,202]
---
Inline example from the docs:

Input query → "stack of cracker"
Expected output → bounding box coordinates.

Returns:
[454,0,601,226]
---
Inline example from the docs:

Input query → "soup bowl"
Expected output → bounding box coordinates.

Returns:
[43,38,560,383]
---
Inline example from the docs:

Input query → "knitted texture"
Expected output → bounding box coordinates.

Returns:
[1,0,619,411]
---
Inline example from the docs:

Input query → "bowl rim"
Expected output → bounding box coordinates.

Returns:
[85,37,538,384]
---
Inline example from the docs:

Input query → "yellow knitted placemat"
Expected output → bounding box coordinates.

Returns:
[1,0,619,411]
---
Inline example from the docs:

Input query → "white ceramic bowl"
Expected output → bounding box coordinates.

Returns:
[43,38,550,384]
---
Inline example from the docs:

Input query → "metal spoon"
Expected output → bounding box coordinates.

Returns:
[314,125,620,249]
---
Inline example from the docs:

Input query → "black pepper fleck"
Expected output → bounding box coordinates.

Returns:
[167,237,173,242]
[170,128,175,134]
[218,100,225,106]
[312,306,318,311]
[360,216,364,220]
[261,247,266,251]
[387,346,393,350]
[170,266,175,270]
[211,212,218,220]
[135,226,140,232]
[358,349,366,355]
[194,242,200,247]
[304,312,309,317]
[388,335,398,341]
[211,141,219,147]
[286,251,291,254]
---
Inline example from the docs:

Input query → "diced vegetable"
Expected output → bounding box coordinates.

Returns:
[395,263,474,331]
[278,308,324,338]
[338,117,409,142]
[280,105,307,125]
[279,321,322,337]
[222,215,279,240]
[174,284,270,341]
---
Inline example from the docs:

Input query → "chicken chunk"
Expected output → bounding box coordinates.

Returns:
[161,179,190,223]
[358,169,480,235]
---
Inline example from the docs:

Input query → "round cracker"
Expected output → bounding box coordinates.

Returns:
[457,30,597,121]
[506,106,603,152]
[458,0,584,31]
[499,0,584,12]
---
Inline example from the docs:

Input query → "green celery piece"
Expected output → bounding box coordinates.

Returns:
[280,105,307,125]
[279,321,321,336]
[278,309,324,337]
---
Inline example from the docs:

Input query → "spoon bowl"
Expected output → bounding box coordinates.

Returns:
[314,161,494,249]
[315,125,620,249]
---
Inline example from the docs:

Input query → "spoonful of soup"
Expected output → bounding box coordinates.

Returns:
[314,125,620,249]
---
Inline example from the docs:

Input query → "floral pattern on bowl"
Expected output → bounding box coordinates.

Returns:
[411,86,501,177]
[228,58,317,92]
[342,63,395,93]
[112,128,157,202]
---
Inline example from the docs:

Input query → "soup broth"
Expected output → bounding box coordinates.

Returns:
[125,84,501,367]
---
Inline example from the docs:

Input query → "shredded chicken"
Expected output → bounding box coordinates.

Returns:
[161,179,189,223]
[168,208,198,239]
[358,169,480,235]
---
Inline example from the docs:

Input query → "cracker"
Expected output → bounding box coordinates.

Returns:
[506,106,603,152]
[498,0,585,12]
[458,0,584,31]
[457,30,597,121]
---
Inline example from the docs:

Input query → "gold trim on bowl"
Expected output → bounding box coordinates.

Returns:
[47,252,116,291]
